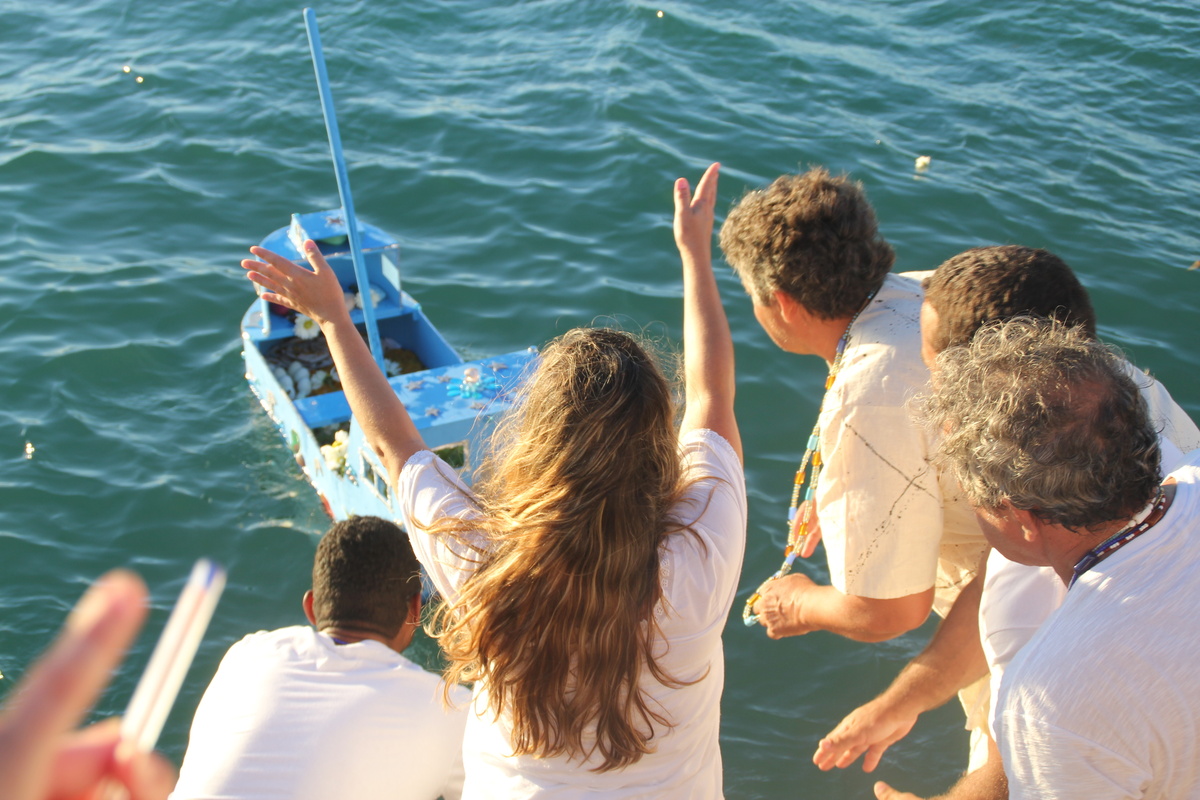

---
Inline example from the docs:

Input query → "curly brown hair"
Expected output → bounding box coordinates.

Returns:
[923,317,1160,531]
[718,167,894,318]
[923,245,1097,354]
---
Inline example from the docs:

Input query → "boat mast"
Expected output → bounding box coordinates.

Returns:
[303,8,386,371]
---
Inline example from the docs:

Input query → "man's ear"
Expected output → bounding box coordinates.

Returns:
[1010,506,1045,544]
[407,592,422,625]
[772,289,802,323]
[302,590,316,625]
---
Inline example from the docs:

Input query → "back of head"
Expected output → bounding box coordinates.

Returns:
[924,245,1097,353]
[438,327,686,771]
[719,166,895,317]
[484,327,681,530]
[925,317,1160,530]
[312,516,423,636]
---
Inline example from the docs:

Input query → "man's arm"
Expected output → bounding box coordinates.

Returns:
[813,570,989,769]
[752,572,933,642]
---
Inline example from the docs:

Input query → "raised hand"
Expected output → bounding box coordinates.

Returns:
[243,240,349,329]
[674,162,719,262]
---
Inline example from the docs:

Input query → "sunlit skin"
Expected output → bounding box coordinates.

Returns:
[918,300,941,370]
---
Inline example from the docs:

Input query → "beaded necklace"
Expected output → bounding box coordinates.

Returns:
[1067,484,1172,590]
[743,293,875,627]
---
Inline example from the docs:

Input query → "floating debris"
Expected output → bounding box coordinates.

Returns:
[23,441,34,460]
[1189,260,1199,271]
[136,76,144,84]
[914,155,932,171]
[122,65,131,73]
[656,10,664,17]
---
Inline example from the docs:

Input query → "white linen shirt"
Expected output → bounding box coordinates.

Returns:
[171,626,469,800]
[397,428,747,799]
[816,272,984,615]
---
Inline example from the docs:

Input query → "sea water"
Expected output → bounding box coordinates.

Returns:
[1,1,1197,796]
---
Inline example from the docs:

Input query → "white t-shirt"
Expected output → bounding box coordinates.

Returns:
[997,450,1200,799]
[171,626,469,800]
[396,429,747,799]
[817,272,985,615]
[981,369,1200,738]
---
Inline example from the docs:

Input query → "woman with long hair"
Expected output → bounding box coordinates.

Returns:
[244,163,745,797]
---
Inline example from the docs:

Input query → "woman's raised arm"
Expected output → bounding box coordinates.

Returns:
[243,240,427,483]
[673,163,742,462]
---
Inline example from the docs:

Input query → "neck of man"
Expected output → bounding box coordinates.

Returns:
[808,313,857,364]
[1048,483,1175,584]
[318,623,401,650]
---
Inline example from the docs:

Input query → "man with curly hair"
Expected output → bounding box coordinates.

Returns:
[908,318,1200,799]
[725,168,986,647]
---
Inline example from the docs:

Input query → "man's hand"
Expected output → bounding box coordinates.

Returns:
[751,573,819,638]
[814,694,920,772]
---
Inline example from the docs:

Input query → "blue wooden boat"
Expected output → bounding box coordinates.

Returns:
[241,10,536,521]
[240,211,537,520]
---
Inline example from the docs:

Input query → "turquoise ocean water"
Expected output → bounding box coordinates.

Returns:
[2,1,1197,796]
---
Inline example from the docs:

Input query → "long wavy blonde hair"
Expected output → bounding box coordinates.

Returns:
[429,327,696,772]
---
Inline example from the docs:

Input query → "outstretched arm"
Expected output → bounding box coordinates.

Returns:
[813,570,989,770]
[753,573,933,642]
[243,242,426,483]
[674,162,742,462]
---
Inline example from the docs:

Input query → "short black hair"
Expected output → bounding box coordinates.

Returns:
[311,516,422,636]
[924,245,1097,353]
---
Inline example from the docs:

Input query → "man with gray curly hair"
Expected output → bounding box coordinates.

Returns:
[917,317,1200,799]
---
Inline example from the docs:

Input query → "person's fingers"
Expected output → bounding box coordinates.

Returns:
[123,750,179,800]
[44,719,122,796]
[6,572,147,741]
[674,177,692,216]
[691,162,720,209]
[862,742,890,773]
[300,239,333,273]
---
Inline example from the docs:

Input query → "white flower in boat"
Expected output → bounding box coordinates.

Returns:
[293,314,320,340]
[334,429,349,445]
[384,358,402,377]
[311,369,328,387]
[355,285,385,309]
[914,155,932,171]
[320,441,347,476]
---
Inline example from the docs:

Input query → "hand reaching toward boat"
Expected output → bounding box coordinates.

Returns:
[243,240,350,329]
[243,241,427,485]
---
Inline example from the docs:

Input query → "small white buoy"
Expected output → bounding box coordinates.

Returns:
[914,155,931,171]
[23,441,34,460]
[122,65,131,73]
[656,9,664,17]
[136,76,145,84]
